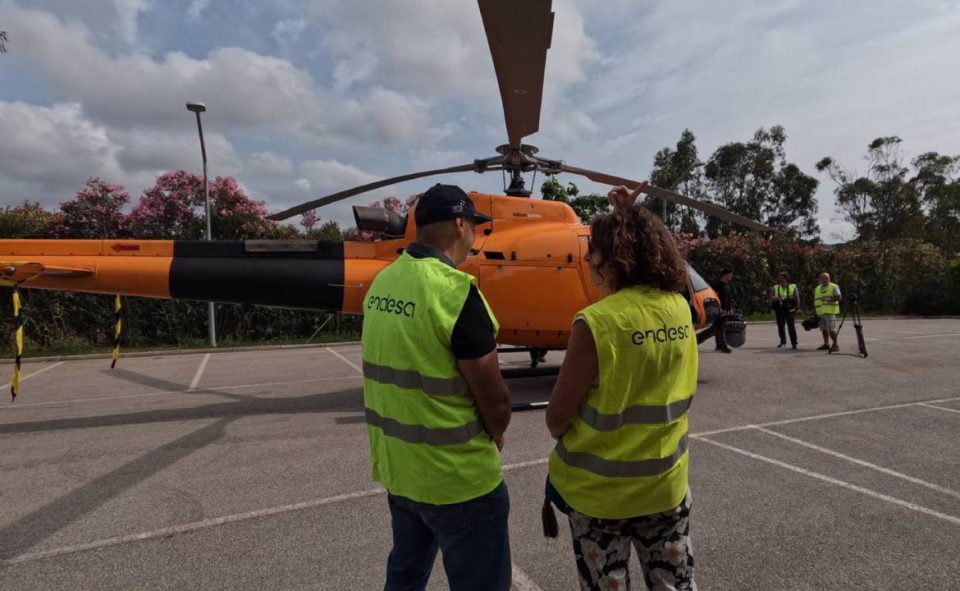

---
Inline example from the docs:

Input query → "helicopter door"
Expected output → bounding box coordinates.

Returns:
[474,229,590,347]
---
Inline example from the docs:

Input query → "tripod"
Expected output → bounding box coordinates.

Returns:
[832,295,867,358]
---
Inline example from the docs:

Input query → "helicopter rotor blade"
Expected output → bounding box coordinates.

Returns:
[558,164,774,233]
[478,0,554,151]
[267,163,480,221]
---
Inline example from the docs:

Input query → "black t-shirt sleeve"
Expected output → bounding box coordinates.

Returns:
[450,285,497,360]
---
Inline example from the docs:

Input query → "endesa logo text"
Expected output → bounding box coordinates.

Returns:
[367,295,417,318]
[631,324,691,345]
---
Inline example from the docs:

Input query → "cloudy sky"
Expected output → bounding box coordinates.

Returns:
[2,0,959,241]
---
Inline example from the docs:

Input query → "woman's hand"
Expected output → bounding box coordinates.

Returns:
[608,181,649,211]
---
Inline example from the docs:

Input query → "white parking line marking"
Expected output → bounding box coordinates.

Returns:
[693,435,960,526]
[694,395,960,437]
[512,563,545,591]
[0,361,65,391]
[503,458,549,470]
[0,487,387,567]
[188,354,210,392]
[919,403,960,415]
[328,347,363,375]
[0,457,550,566]
[755,427,960,500]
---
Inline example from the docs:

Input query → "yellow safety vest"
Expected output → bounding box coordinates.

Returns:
[773,284,797,300]
[362,252,502,505]
[548,286,699,519]
[814,283,840,316]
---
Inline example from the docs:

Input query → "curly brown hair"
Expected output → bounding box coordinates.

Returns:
[589,205,688,293]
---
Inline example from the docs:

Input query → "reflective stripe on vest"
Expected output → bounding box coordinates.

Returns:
[579,397,693,431]
[365,408,484,446]
[814,283,840,315]
[363,360,467,397]
[555,435,689,478]
[549,286,698,520]
[362,252,502,505]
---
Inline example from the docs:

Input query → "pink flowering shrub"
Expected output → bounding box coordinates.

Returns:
[52,178,130,238]
[300,209,318,232]
[128,171,273,240]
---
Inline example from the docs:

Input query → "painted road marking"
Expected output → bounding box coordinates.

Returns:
[188,354,210,392]
[328,347,363,375]
[693,435,960,526]
[694,395,960,437]
[512,563,545,591]
[919,403,960,415]
[0,361,64,392]
[755,427,960,500]
[0,457,550,566]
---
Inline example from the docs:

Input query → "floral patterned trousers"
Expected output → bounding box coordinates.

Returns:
[567,492,696,591]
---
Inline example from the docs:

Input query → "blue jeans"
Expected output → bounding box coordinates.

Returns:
[385,481,511,591]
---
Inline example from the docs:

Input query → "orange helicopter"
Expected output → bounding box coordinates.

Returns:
[0,0,769,377]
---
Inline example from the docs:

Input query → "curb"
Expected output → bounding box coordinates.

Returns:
[0,340,362,366]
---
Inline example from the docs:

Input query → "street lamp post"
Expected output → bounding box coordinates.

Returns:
[186,101,217,348]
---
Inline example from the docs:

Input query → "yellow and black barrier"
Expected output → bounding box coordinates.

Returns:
[111,294,123,369]
[11,286,23,400]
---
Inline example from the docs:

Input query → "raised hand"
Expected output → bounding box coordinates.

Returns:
[608,181,649,211]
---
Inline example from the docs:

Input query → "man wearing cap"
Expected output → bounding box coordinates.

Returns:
[362,184,513,591]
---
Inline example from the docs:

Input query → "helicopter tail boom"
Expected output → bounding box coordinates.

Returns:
[0,239,387,314]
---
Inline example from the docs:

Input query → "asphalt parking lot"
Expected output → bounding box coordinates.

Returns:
[1,317,959,590]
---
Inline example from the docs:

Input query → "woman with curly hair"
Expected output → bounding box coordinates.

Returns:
[545,183,699,591]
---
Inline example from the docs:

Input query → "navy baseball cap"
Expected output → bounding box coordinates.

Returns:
[414,184,493,227]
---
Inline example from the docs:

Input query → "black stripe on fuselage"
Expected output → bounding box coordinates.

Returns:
[169,240,345,310]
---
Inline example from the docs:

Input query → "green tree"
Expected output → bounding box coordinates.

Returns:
[817,136,924,241]
[0,31,8,54]
[911,151,960,254]
[0,202,54,238]
[540,176,610,223]
[307,220,343,240]
[648,129,705,234]
[704,125,820,240]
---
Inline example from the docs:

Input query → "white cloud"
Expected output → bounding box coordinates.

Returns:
[332,52,378,93]
[187,0,211,21]
[307,0,595,116]
[272,18,307,48]
[299,159,379,194]
[543,0,960,240]
[0,102,123,189]
[111,128,242,177]
[0,2,434,148]
[4,0,960,242]
[112,0,150,45]
[246,151,295,176]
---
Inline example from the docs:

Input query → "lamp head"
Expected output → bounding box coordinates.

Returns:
[186,102,207,113]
